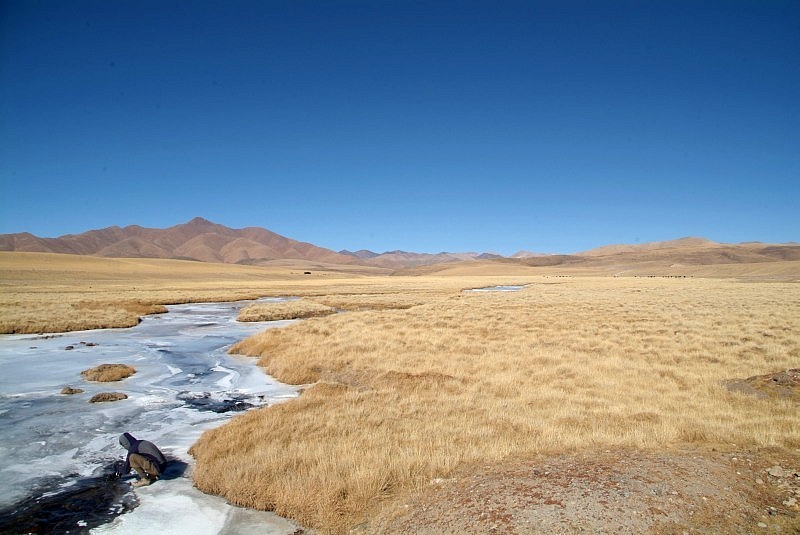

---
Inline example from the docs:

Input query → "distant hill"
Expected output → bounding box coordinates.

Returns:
[1,220,798,274]
[339,249,381,260]
[0,217,358,266]
[578,237,718,256]
[575,237,800,265]
[339,249,488,269]
[0,218,505,269]
[394,237,800,278]
[500,237,800,271]
[511,250,558,258]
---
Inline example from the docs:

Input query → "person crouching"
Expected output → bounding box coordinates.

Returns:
[117,432,167,487]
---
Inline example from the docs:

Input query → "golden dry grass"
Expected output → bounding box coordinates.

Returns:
[194,277,800,533]
[0,252,393,333]
[0,252,523,333]
[4,251,799,533]
[238,299,336,322]
[81,363,137,382]
[311,293,428,311]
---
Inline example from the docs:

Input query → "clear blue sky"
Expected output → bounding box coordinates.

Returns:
[1,1,798,255]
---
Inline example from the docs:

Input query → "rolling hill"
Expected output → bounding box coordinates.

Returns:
[1,219,798,275]
[0,218,497,269]
[392,237,800,278]
[339,249,491,268]
[0,217,357,266]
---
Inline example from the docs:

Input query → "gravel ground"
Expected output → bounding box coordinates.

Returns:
[364,448,800,534]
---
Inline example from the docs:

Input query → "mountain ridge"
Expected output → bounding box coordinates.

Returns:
[1,218,798,271]
[0,217,358,266]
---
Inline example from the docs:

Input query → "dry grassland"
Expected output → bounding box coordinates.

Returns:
[0,253,284,333]
[4,252,798,532]
[238,299,337,322]
[1,252,473,334]
[192,277,800,533]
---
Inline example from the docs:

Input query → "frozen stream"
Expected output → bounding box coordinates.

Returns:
[465,285,526,292]
[0,300,304,534]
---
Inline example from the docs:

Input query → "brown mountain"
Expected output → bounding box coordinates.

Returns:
[504,237,800,267]
[396,237,800,278]
[0,217,359,266]
[578,237,719,256]
[2,220,797,274]
[575,237,800,264]
[339,249,486,269]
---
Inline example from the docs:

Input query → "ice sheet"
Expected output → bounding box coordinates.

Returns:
[0,300,303,534]
[465,285,526,292]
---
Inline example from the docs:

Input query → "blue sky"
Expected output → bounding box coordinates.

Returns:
[1,1,798,255]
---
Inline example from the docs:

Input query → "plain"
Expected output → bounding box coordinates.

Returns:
[2,252,798,533]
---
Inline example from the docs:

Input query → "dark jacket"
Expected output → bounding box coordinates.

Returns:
[119,432,167,475]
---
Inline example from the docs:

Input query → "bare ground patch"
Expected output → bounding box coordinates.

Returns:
[366,449,800,534]
[727,369,800,402]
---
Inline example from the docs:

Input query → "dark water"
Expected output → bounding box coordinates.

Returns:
[0,460,190,534]
[176,391,257,413]
[0,464,137,535]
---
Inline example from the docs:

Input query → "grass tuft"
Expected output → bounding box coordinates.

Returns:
[89,392,128,403]
[81,363,136,382]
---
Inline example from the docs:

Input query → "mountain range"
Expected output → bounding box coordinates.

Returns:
[1,217,798,271]
[0,217,493,269]
[0,218,358,265]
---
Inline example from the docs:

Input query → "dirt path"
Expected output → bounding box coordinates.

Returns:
[364,448,800,534]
